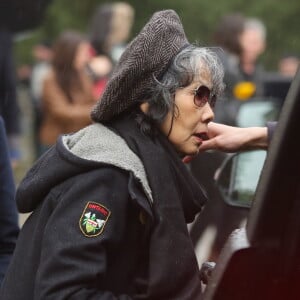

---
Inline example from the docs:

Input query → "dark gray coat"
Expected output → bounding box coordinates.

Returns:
[0,123,203,299]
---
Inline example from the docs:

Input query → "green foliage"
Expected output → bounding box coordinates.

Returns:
[14,0,300,70]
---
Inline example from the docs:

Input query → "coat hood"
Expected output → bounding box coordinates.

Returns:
[16,123,152,213]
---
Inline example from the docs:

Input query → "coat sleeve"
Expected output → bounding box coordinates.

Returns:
[34,168,138,300]
[266,121,277,143]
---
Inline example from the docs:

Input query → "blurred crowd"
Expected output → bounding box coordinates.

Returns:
[15,2,135,164]
[3,7,299,174]
[0,2,299,286]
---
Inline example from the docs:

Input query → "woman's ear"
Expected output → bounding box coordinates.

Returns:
[140,102,150,113]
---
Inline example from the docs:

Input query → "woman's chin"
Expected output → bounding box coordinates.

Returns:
[177,144,199,159]
[185,147,200,157]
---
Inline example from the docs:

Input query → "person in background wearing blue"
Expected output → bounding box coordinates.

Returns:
[0,116,19,285]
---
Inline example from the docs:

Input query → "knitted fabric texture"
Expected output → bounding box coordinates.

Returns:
[91,9,189,122]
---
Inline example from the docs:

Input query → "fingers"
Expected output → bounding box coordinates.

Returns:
[198,139,218,152]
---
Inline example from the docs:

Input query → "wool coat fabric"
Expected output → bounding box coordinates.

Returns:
[0,118,205,299]
[0,9,208,300]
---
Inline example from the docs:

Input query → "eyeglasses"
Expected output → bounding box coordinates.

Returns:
[193,85,217,108]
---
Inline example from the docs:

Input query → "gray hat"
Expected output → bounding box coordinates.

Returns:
[91,10,189,122]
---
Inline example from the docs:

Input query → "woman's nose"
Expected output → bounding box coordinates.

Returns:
[201,102,214,124]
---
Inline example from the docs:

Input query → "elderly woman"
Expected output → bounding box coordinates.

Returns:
[0,10,224,300]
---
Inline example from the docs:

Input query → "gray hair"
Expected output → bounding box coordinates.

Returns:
[142,44,225,128]
[244,18,267,41]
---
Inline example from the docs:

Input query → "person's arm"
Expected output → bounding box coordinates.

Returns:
[182,122,277,163]
[199,122,270,153]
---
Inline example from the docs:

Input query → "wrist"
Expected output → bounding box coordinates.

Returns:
[246,127,268,150]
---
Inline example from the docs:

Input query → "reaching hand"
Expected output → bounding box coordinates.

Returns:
[182,122,268,163]
[198,122,268,153]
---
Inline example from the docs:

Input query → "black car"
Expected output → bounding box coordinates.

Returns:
[198,69,300,299]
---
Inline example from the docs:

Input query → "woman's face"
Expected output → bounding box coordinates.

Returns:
[239,28,265,64]
[74,42,92,70]
[160,72,214,156]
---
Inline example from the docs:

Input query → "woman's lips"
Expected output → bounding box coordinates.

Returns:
[193,132,208,143]
[183,133,208,164]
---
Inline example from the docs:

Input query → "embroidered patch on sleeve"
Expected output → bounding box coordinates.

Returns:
[79,201,111,237]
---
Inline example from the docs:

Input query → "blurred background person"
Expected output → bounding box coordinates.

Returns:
[89,1,135,63]
[39,30,96,153]
[87,2,135,99]
[213,15,267,126]
[278,53,299,78]
[88,3,113,59]
[29,40,53,158]
[212,13,245,125]
[109,2,135,63]
[0,116,19,285]
[212,13,245,100]
[0,29,22,168]
[87,3,113,100]
[238,17,266,95]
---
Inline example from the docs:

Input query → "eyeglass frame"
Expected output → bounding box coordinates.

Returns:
[192,85,217,108]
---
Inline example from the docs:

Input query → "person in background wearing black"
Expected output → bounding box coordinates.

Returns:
[0,29,21,168]
[0,116,19,285]
[212,15,267,126]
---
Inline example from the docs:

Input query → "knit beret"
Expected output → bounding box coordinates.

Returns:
[91,9,189,122]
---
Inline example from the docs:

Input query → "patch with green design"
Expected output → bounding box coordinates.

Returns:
[79,202,110,237]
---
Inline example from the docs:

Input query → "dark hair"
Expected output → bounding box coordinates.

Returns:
[88,3,114,56]
[213,13,245,56]
[52,30,87,101]
[137,45,224,136]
